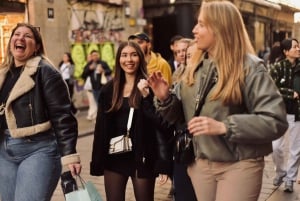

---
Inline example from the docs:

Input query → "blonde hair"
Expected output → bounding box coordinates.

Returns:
[172,38,195,84]
[182,39,203,86]
[201,1,255,105]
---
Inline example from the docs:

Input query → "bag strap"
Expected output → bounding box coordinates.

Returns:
[193,67,217,117]
[126,107,134,136]
[75,174,86,189]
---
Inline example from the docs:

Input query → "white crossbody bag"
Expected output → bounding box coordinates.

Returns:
[108,107,134,154]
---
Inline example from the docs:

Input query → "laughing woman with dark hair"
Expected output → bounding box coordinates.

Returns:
[0,23,81,201]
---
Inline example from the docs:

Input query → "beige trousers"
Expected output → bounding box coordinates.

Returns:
[187,157,264,201]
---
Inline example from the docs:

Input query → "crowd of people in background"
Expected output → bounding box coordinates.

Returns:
[1,0,300,201]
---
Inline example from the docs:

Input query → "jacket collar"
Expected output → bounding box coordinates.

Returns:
[5,56,41,105]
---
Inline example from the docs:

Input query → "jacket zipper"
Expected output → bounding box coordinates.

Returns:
[28,94,34,125]
[29,103,34,125]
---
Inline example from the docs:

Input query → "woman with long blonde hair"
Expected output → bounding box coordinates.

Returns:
[144,1,288,201]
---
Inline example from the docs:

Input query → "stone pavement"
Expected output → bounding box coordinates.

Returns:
[50,109,300,201]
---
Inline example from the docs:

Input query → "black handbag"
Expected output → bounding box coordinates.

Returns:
[174,127,195,165]
[174,67,217,165]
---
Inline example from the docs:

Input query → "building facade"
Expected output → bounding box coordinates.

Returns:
[0,0,299,68]
[143,0,300,59]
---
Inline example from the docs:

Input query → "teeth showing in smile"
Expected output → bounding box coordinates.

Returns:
[15,44,25,50]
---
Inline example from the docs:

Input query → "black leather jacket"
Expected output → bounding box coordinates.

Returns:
[0,56,80,165]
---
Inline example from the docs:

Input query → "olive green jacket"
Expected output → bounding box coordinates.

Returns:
[155,54,288,162]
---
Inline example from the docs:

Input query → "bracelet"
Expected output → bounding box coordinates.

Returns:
[157,94,172,107]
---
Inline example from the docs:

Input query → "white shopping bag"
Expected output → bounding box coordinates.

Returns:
[65,188,91,201]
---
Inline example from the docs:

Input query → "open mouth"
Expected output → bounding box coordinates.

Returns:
[15,44,25,50]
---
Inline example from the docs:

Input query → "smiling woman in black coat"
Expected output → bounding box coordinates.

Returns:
[90,41,173,201]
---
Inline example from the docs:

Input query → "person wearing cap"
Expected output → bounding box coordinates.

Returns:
[128,32,173,85]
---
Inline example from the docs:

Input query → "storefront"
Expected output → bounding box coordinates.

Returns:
[0,0,25,62]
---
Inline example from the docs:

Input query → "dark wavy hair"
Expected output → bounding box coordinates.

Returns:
[58,52,74,67]
[277,38,299,61]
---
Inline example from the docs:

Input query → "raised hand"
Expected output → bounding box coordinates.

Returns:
[148,71,170,101]
[137,79,150,98]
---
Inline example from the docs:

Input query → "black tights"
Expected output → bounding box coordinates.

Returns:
[104,170,155,201]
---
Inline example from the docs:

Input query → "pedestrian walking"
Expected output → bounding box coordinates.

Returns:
[90,41,173,201]
[168,34,184,73]
[170,38,199,201]
[172,38,193,84]
[269,38,300,192]
[128,32,173,85]
[58,52,78,115]
[81,49,112,103]
[147,1,288,201]
[0,23,81,201]
[83,53,98,121]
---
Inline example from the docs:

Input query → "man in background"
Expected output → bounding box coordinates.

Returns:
[128,32,172,85]
[168,34,184,73]
[81,50,112,103]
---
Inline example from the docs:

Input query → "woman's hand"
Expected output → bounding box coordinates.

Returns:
[137,79,150,97]
[148,72,170,102]
[187,116,227,136]
[68,163,82,176]
[157,174,168,185]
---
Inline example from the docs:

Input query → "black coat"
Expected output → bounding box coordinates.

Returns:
[168,56,176,74]
[90,81,173,177]
[0,56,78,160]
[270,59,300,121]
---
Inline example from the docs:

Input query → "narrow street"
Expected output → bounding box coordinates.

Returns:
[50,109,300,201]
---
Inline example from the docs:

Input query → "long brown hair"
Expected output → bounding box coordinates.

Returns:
[0,23,47,69]
[201,1,255,105]
[108,41,148,112]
